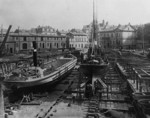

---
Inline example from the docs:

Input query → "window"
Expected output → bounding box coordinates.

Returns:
[117,33,119,37]
[43,43,44,48]
[22,43,27,49]
[16,43,18,47]
[111,33,113,38]
[107,33,109,37]
[81,44,83,48]
[41,37,43,41]
[24,37,26,41]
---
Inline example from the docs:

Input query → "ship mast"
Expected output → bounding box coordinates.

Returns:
[92,0,98,56]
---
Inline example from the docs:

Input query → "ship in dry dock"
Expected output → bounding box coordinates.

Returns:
[3,41,77,89]
[80,0,109,80]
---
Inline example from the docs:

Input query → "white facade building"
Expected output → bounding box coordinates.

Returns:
[67,32,89,50]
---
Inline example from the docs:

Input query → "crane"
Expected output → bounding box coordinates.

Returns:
[0,25,12,57]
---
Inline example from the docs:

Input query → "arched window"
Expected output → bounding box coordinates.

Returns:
[22,43,27,49]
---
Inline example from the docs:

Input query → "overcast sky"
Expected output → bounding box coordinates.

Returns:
[0,0,150,30]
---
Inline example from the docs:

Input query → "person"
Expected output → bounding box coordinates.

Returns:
[85,84,93,98]
[119,46,123,51]
[83,54,88,63]
[80,53,83,63]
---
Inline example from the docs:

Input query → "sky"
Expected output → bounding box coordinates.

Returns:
[0,0,150,30]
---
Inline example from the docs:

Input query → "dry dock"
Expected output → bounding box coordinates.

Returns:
[2,50,150,118]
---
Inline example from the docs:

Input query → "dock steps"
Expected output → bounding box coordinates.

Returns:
[98,63,133,114]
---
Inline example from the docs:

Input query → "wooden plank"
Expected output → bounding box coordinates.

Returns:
[105,82,122,85]
[99,103,130,111]
[127,80,137,92]
[102,91,122,94]
[92,74,107,88]
[141,69,150,77]
[100,99,125,103]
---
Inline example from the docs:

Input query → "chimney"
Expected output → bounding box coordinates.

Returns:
[106,21,108,26]
[102,20,105,26]
[32,41,37,67]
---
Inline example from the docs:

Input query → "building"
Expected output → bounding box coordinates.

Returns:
[99,23,137,49]
[57,30,68,36]
[99,25,117,49]
[31,26,57,35]
[0,32,67,54]
[0,36,15,54]
[66,32,89,50]
[82,20,108,46]
[136,24,150,49]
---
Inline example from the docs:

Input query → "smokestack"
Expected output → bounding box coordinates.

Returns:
[106,21,108,26]
[32,41,37,67]
[102,20,105,26]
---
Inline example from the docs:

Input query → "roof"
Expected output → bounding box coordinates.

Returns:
[2,32,66,38]
[116,23,136,31]
[67,32,87,36]
[100,23,137,33]
[100,25,118,32]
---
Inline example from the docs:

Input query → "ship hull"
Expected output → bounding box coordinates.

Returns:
[4,58,77,89]
[80,63,109,78]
